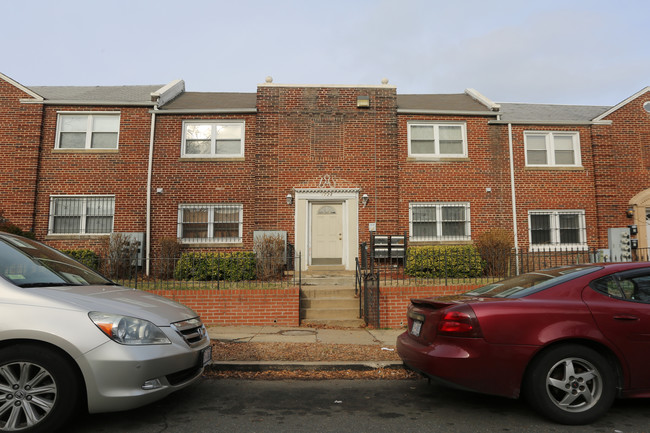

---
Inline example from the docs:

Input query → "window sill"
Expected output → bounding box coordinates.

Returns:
[529,245,589,252]
[180,157,245,162]
[525,166,584,171]
[406,157,469,162]
[409,240,473,245]
[45,234,110,240]
[52,149,119,154]
[180,242,244,248]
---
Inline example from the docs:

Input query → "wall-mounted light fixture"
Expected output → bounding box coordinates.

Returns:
[286,193,293,205]
[357,95,370,108]
[361,193,369,207]
[626,207,635,218]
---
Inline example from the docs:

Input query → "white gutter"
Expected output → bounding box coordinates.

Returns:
[145,108,157,275]
[508,123,520,274]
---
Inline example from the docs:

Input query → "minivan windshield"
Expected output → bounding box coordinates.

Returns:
[464,266,601,298]
[0,234,113,288]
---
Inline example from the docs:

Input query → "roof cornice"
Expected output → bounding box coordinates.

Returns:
[398,109,499,117]
[593,87,650,121]
[151,108,257,114]
[489,119,613,126]
[0,72,44,101]
[20,99,156,106]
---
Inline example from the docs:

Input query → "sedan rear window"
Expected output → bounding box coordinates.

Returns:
[464,266,600,298]
[0,235,113,288]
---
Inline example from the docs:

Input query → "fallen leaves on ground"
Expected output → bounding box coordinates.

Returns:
[210,340,401,362]
[207,340,418,380]
[205,368,418,380]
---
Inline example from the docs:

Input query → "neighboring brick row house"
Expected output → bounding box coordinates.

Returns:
[2,71,649,271]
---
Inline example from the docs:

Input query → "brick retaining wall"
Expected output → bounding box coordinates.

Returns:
[379,284,482,329]
[146,288,301,326]
[146,284,479,328]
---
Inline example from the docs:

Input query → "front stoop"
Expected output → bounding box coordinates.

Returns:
[300,271,365,328]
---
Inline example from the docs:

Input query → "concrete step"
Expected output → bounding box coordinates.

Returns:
[301,318,366,328]
[302,276,357,287]
[300,287,357,298]
[300,298,359,309]
[300,307,360,320]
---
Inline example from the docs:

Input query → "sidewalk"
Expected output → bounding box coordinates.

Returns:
[207,325,406,372]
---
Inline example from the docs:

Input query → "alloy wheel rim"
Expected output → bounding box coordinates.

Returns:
[545,357,602,413]
[0,361,57,431]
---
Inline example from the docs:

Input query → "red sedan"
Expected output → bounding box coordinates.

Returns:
[396,263,650,425]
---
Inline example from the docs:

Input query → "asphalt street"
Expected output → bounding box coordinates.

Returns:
[66,378,649,433]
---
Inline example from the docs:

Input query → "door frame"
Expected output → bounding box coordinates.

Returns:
[294,188,360,271]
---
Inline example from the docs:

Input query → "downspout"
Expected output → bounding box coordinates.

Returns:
[508,123,520,274]
[145,107,157,276]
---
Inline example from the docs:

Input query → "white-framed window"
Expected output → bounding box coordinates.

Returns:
[48,196,115,235]
[409,202,471,241]
[55,113,120,149]
[528,210,587,250]
[407,122,467,158]
[178,204,243,243]
[524,131,581,167]
[182,121,245,158]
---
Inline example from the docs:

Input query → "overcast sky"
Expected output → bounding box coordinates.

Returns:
[3,0,649,106]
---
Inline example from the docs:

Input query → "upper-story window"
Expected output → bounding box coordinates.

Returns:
[48,196,115,235]
[409,202,471,242]
[524,131,581,167]
[182,121,245,158]
[408,122,467,158]
[55,113,120,149]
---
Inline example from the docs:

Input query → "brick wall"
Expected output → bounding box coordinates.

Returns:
[378,284,481,328]
[35,105,152,251]
[0,79,43,231]
[256,85,398,246]
[145,287,300,326]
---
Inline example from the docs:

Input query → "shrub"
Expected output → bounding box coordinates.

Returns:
[254,234,286,280]
[61,249,100,270]
[0,213,35,239]
[405,245,485,278]
[475,228,513,277]
[174,251,256,282]
[157,237,181,279]
[99,233,140,279]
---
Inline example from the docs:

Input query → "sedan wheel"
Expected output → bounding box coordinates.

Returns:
[0,346,79,433]
[524,345,616,425]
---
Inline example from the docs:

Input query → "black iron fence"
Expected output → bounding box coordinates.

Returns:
[78,253,302,290]
[364,246,650,287]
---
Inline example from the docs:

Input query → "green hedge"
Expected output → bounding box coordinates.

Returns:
[61,249,100,270]
[174,252,256,281]
[405,245,485,278]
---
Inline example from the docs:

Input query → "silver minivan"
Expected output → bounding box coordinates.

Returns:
[0,233,211,432]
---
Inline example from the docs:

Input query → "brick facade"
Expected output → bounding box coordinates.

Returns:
[2,72,650,264]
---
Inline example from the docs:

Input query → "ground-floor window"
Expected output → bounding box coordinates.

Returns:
[178,204,242,243]
[409,202,471,242]
[528,210,586,250]
[48,196,115,234]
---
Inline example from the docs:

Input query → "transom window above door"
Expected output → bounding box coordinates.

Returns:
[182,121,245,158]
[407,122,467,158]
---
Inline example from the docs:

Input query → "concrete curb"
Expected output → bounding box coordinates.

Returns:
[208,360,405,372]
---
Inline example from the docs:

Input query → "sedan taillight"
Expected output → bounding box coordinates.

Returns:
[437,305,482,338]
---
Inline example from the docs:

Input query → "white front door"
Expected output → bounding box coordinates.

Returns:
[311,203,343,265]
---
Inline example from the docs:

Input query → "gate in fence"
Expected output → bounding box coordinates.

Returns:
[356,251,380,328]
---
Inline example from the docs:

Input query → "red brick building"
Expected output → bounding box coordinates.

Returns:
[2,72,649,270]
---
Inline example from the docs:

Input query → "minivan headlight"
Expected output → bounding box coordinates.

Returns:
[89,312,171,345]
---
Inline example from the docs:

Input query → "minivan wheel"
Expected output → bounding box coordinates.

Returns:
[0,345,79,433]
[524,344,616,425]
